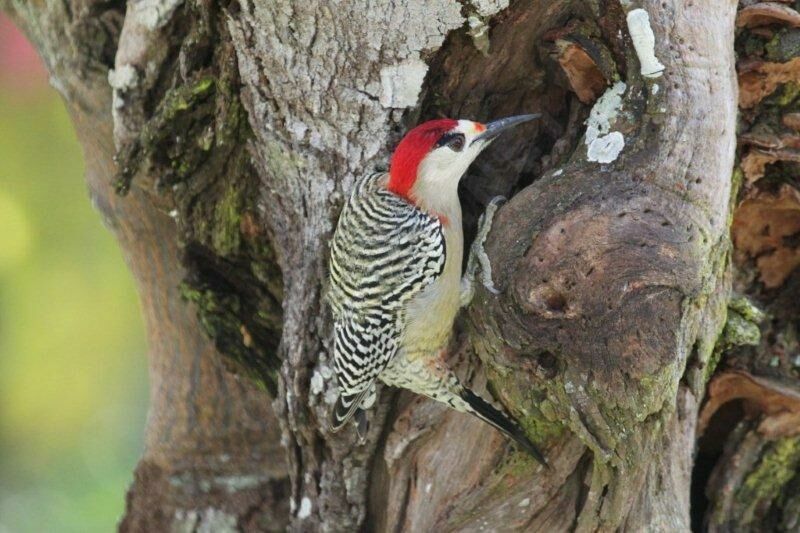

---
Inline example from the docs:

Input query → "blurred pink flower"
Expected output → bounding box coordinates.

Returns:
[0,15,48,94]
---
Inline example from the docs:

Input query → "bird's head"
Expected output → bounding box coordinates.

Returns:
[387,115,539,212]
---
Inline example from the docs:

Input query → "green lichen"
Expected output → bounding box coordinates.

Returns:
[212,185,242,257]
[518,411,565,445]
[482,359,564,456]
[732,167,744,194]
[715,296,764,355]
[765,29,800,63]
[703,293,764,383]
[179,282,279,394]
[723,310,762,347]
[499,450,546,478]
[729,295,766,324]
[113,75,217,194]
[735,436,800,525]
[161,76,215,115]
[191,77,214,96]
[776,82,800,108]
[105,2,285,396]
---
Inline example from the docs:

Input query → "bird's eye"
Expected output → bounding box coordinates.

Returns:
[436,132,466,152]
[448,133,465,152]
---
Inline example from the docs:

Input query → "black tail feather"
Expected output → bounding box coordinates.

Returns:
[330,390,369,432]
[461,389,549,468]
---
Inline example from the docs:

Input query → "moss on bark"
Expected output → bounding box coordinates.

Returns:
[110,0,284,392]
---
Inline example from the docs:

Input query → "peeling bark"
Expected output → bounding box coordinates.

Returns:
[5,0,799,531]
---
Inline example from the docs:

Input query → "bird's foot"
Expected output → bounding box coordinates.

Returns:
[460,196,506,307]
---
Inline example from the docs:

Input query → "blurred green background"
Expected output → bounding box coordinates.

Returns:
[0,17,148,533]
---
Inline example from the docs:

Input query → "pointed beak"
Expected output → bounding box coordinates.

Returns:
[472,114,540,146]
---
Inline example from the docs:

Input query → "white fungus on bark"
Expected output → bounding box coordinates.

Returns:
[172,508,237,533]
[133,0,184,30]
[467,15,491,55]
[298,497,313,519]
[108,65,138,92]
[108,65,139,137]
[585,81,627,164]
[471,0,509,16]
[379,58,429,108]
[587,131,625,164]
[213,474,269,493]
[310,370,325,395]
[626,8,665,78]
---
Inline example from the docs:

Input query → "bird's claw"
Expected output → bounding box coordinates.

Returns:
[488,195,507,209]
[484,282,501,296]
[460,195,506,306]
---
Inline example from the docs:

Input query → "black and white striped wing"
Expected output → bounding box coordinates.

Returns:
[327,173,445,430]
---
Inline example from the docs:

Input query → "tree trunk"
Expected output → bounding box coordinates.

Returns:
[3,0,800,530]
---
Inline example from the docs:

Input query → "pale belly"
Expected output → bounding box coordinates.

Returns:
[400,252,461,358]
[379,254,466,407]
[372,206,466,405]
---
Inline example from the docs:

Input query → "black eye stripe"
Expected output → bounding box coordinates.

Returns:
[435,133,458,147]
[435,132,465,151]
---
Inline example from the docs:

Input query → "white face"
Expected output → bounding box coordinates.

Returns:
[411,120,491,214]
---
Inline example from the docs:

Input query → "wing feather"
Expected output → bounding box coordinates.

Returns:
[327,173,444,427]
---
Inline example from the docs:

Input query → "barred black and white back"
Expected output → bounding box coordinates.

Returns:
[327,172,445,430]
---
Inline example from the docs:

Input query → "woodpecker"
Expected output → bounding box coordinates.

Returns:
[327,115,546,465]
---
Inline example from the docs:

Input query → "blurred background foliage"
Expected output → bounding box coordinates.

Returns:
[0,16,147,533]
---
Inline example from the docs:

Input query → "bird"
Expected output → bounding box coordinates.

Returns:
[326,115,547,466]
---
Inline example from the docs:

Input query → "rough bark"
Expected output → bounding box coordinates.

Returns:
[3,0,799,531]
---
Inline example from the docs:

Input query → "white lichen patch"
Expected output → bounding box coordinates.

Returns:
[626,8,665,78]
[286,119,308,142]
[297,496,313,519]
[133,0,184,31]
[173,509,199,533]
[311,361,337,405]
[586,81,625,143]
[108,65,138,92]
[587,131,625,164]
[213,474,268,493]
[172,508,237,533]
[325,387,339,406]
[198,508,237,533]
[585,81,626,164]
[467,15,491,55]
[310,370,325,396]
[472,0,509,16]
[379,58,428,109]
[108,64,139,121]
[465,0,509,54]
